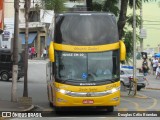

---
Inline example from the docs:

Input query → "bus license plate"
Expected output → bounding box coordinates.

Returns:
[82,100,94,104]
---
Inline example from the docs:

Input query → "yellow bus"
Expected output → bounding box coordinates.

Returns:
[46,12,126,112]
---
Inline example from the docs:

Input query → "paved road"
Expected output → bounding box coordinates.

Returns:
[1,60,160,119]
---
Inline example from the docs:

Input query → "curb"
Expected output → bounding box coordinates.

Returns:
[145,87,160,90]
[21,105,35,112]
[0,105,35,119]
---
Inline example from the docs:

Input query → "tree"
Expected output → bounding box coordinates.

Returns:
[23,0,31,97]
[12,0,19,102]
[92,0,119,16]
[118,0,155,39]
[86,0,93,11]
[117,0,129,40]
[70,0,93,11]
[41,0,66,12]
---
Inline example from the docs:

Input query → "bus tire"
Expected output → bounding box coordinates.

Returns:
[47,86,50,101]
[47,86,53,106]
[1,72,9,81]
[55,107,62,114]
[107,106,114,112]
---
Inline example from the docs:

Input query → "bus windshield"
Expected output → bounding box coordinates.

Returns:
[55,50,119,83]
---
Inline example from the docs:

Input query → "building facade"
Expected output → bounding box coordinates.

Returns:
[4,0,53,57]
[3,0,87,57]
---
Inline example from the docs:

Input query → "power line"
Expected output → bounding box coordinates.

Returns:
[144,20,160,22]
[143,24,160,25]
[144,27,160,30]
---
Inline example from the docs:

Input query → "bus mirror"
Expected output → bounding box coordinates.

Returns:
[49,41,55,62]
[119,40,126,61]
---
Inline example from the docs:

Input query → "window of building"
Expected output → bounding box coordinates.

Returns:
[29,11,40,22]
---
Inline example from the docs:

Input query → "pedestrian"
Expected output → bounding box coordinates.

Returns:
[43,47,47,60]
[28,46,31,59]
[31,46,35,59]
[156,64,160,79]
[152,57,158,75]
[142,58,149,76]
[142,58,149,85]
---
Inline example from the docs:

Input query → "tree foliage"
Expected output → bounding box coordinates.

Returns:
[92,0,119,16]
[41,0,66,12]
[42,0,154,62]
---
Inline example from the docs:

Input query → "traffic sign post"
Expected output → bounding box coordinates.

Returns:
[140,28,147,39]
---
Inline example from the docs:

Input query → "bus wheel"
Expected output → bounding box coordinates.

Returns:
[1,72,9,81]
[48,86,53,107]
[55,107,62,114]
[107,106,114,112]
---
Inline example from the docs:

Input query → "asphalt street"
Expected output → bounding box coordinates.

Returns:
[0,60,160,119]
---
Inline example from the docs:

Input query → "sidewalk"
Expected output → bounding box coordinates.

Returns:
[145,74,160,90]
[0,100,34,117]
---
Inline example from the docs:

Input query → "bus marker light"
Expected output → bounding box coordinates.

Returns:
[112,97,119,101]
[57,98,67,102]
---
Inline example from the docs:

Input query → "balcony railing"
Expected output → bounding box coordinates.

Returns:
[19,22,45,28]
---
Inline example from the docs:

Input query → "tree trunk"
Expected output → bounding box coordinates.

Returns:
[86,0,93,11]
[23,0,30,97]
[11,0,19,102]
[117,0,129,40]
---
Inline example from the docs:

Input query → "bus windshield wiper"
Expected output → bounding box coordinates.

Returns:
[106,79,114,83]
[62,78,83,83]
[62,79,74,83]
[89,79,114,83]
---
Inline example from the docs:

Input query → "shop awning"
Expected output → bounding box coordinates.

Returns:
[19,33,37,44]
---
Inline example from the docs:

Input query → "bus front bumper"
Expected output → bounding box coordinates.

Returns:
[53,91,120,107]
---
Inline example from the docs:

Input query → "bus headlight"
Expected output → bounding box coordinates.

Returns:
[55,87,70,94]
[107,87,120,94]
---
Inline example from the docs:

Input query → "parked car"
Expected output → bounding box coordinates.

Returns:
[120,67,146,91]
[0,49,24,81]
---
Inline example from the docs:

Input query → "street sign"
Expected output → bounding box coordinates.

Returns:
[140,28,147,39]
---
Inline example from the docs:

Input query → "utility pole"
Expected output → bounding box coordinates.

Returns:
[23,0,30,97]
[140,0,143,52]
[133,0,137,95]
[11,0,19,102]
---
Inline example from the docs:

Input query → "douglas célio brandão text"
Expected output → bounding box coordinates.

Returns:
[118,112,158,117]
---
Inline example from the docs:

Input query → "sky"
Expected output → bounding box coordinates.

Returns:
[142,1,160,50]
[127,0,160,53]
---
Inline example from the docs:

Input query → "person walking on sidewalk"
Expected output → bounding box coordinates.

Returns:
[142,58,149,85]
[31,46,35,59]
[156,64,160,79]
[42,47,47,60]
[152,57,158,75]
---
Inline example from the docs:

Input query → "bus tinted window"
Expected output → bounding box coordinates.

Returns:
[55,14,119,45]
[55,50,119,82]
